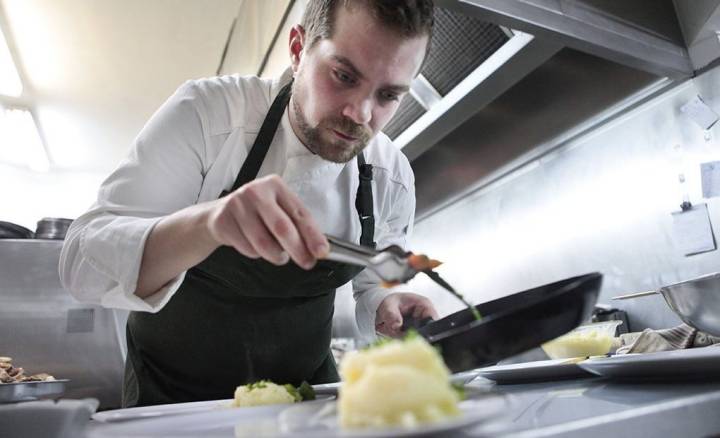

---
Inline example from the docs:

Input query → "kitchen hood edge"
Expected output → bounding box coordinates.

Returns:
[398,31,562,161]
[435,0,693,80]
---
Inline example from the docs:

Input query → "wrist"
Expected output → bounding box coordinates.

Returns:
[194,201,223,253]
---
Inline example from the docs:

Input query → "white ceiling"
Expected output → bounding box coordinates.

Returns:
[0,0,294,172]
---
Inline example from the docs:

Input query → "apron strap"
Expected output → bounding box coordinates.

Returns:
[229,80,294,192]
[356,153,376,248]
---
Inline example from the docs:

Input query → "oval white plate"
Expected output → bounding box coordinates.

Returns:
[88,396,506,438]
[92,394,335,423]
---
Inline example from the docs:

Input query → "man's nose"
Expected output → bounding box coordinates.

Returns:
[342,96,372,126]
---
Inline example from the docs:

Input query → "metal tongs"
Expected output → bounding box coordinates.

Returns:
[324,235,456,293]
[324,235,418,284]
[325,235,481,324]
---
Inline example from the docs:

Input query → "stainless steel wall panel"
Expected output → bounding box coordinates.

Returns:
[407,64,720,333]
[0,240,126,409]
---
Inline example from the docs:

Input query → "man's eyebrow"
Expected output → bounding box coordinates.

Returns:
[331,55,411,93]
[331,55,364,79]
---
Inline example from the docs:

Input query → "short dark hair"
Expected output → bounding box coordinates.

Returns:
[301,0,434,55]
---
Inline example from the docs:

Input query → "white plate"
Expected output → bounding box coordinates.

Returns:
[578,346,720,380]
[276,396,507,438]
[92,395,334,423]
[88,398,338,438]
[88,396,506,438]
[476,358,593,384]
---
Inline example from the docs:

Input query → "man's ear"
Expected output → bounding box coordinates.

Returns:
[289,25,306,73]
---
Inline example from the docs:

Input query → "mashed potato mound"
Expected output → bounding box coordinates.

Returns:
[542,329,614,359]
[230,381,295,408]
[339,335,460,428]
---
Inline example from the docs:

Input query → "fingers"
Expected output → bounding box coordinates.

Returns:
[213,175,327,268]
[227,197,287,265]
[276,188,329,259]
[255,195,315,269]
[376,295,404,338]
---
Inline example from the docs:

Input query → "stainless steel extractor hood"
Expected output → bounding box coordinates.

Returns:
[382,5,562,160]
[376,0,703,217]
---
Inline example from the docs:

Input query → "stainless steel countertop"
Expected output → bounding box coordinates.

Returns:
[468,377,720,437]
[83,376,720,437]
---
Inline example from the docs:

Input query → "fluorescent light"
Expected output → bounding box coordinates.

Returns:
[0,108,49,172]
[0,26,22,97]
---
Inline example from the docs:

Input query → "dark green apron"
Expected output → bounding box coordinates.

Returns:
[123,81,377,407]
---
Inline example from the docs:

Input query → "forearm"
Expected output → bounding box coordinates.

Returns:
[135,202,220,298]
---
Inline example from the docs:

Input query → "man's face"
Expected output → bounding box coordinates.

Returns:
[289,5,428,163]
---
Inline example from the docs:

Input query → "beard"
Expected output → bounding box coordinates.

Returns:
[291,93,372,164]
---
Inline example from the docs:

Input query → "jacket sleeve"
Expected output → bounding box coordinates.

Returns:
[352,175,416,341]
[59,81,210,312]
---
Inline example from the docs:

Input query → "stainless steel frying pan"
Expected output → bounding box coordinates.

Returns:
[613,272,720,336]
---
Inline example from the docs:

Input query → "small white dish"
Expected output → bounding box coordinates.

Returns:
[476,358,594,384]
[578,346,720,380]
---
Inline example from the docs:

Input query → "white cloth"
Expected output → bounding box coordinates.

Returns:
[59,71,416,337]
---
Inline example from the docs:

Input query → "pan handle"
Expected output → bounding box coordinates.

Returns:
[611,290,659,300]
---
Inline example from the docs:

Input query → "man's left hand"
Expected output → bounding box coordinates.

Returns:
[375,292,439,338]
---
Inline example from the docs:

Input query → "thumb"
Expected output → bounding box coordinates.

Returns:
[385,305,403,331]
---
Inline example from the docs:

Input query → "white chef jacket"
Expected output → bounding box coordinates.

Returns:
[59,70,416,336]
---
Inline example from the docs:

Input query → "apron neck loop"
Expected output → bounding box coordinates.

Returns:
[356,152,376,248]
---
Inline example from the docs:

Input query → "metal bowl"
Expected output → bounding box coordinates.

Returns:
[659,273,720,336]
[614,273,720,336]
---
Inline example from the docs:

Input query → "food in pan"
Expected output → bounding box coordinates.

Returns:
[0,356,56,384]
[230,380,315,408]
[338,333,460,429]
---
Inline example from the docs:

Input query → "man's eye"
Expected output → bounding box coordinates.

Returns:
[334,70,355,84]
[380,91,399,102]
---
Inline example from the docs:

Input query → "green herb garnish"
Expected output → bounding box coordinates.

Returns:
[451,382,466,400]
[283,381,315,402]
[247,380,269,391]
[297,381,316,401]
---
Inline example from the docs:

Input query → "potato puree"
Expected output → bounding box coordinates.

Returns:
[339,335,460,428]
[542,329,614,359]
[230,381,295,407]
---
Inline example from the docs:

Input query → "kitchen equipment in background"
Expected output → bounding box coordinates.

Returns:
[417,273,603,372]
[0,221,34,239]
[0,239,127,409]
[0,379,69,403]
[0,398,98,438]
[34,217,73,240]
[612,272,720,336]
[592,305,630,334]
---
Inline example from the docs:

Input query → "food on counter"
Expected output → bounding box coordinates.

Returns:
[542,322,621,359]
[230,380,315,408]
[0,356,56,384]
[339,333,460,429]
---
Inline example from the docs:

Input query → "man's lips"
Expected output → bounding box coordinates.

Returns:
[331,129,358,141]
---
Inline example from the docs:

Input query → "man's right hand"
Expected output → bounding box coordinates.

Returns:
[135,174,328,298]
[206,174,329,270]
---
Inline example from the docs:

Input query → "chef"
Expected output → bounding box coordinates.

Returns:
[60,0,438,407]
